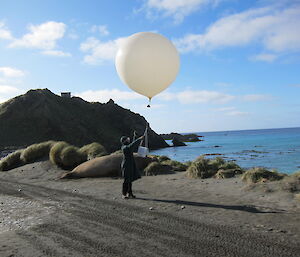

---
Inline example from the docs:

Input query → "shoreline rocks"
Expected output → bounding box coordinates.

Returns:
[160,132,203,142]
[172,138,187,147]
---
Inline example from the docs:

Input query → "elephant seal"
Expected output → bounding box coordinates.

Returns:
[60,153,152,179]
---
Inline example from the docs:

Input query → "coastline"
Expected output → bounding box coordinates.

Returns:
[152,127,300,174]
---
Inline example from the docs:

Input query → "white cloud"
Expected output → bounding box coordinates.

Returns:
[214,106,235,112]
[144,0,221,24]
[0,85,24,103]
[9,21,66,50]
[80,36,127,64]
[0,22,13,40]
[250,53,278,62]
[226,111,250,116]
[158,90,273,104]
[41,50,71,57]
[90,25,109,36]
[0,85,21,94]
[213,106,250,116]
[175,4,300,53]
[75,89,144,103]
[158,90,235,104]
[242,94,272,102]
[68,32,79,40]
[0,67,25,77]
[215,82,232,87]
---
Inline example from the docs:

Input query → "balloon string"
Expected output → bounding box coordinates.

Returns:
[147,98,151,108]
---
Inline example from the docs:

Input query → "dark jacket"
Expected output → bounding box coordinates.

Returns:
[121,138,142,183]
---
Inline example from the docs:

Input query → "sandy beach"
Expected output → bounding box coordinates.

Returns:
[0,160,299,257]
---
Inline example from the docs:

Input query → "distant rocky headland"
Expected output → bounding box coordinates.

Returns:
[0,89,168,152]
[160,132,203,142]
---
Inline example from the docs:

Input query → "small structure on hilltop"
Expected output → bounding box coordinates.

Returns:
[61,92,71,98]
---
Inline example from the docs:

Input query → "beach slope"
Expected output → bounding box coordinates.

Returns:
[0,161,299,257]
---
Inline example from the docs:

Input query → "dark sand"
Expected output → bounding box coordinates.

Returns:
[0,161,299,257]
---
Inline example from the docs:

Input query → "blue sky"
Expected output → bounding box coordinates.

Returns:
[0,0,300,133]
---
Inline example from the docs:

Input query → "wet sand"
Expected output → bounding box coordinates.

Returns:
[0,161,299,257]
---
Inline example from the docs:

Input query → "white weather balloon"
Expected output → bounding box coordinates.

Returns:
[115,32,180,105]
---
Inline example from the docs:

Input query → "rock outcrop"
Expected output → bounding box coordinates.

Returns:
[0,89,168,152]
[172,138,187,147]
[160,132,203,142]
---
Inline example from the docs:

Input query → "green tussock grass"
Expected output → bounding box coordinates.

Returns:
[215,169,237,179]
[0,150,24,171]
[79,142,107,160]
[242,167,286,183]
[157,155,171,162]
[161,160,188,171]
[20,141,56,163]
[186,156,243,179]
[148,155,171,162]
[148,155,188,172]
[49,141,70,168]
[143,161,173,176]
[281,171,300,193]
[60,145,86,169]
[290,171,300,178]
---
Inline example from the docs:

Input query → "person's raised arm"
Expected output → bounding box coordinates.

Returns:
[129,135,145,150]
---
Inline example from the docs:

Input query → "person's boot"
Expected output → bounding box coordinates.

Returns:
[128,193,136,199]
[122,194,129,199]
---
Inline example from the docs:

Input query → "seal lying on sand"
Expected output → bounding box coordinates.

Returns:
[60,153,152,179]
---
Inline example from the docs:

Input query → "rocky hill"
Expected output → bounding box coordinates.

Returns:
[0,89,168,152]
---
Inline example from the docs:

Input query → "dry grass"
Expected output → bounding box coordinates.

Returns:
[79,142,107,160]
[49,141,70,168]
[60,146,86,169]
[186,156,243,179]
[281,171,300,193]
[157,155,171,162]
[20,141,56,163]
[143,161,173,176]
[161,160,188,171]
[242,167,286,183]
[215,169,236,179]
[0,150,24,171]
[218,161,244,174]
[186,156,214,179]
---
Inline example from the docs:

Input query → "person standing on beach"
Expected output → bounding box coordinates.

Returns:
[120,133,144,199]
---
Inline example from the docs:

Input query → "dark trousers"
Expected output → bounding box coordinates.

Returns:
[122,181,132,195]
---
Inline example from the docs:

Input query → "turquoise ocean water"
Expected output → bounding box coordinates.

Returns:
[150,127,300,174]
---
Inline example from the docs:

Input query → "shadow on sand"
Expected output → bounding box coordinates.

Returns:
[136,197,283,214]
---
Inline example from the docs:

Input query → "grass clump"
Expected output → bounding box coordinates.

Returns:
[149,155,171,162]
[143,161,173,176]
[186,156,215,179]
[242,167,286,183]
[50,142,87,170]
[60,146,86,169]
[79,142,107,160]
[0,150,24,171]
[215,169,237,179]
[49,141,70,168]
[186,156,243,179]
[161,160,188,171]
[157,155,170,162]
[281,171,300,193]
[20,141,56,163]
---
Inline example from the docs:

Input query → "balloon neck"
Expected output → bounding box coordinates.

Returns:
[147,98,152,108]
